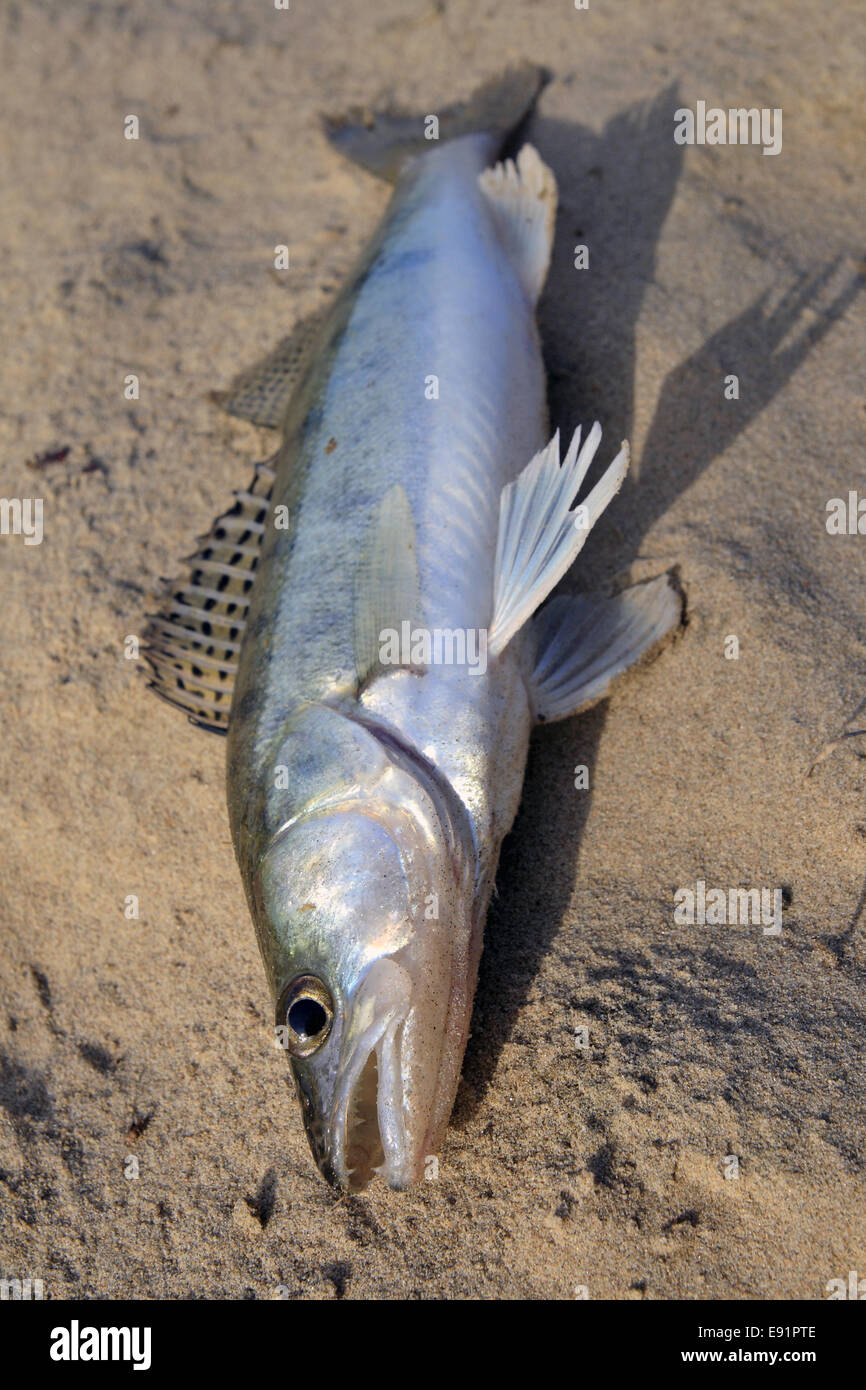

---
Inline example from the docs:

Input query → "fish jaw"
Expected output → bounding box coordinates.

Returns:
[324,956,414,1190]
[254,721,477,1191]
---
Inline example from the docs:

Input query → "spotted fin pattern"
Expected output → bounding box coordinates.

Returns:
[143,460,275,732]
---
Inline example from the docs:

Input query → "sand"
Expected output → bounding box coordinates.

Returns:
[0,0,864,1299]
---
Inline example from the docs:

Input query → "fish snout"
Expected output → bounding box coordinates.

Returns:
[327,957,414,1191]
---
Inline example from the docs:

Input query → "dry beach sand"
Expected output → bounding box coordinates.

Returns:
[0,0,864,1299]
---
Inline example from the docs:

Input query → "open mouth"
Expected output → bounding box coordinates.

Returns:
[345,1050,385,1187]
[329,959,412,1191]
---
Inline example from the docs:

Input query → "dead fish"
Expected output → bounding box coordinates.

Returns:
[144,66,680,1191]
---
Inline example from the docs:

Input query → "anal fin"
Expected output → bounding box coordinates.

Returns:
[142,458,275,732]
[530,574,682,722]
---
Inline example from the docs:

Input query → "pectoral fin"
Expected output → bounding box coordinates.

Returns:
[488,424,629,658]
[353,485,422,688]
[529,574,682,722]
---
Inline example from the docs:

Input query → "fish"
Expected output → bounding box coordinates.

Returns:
[144,65,681,1191]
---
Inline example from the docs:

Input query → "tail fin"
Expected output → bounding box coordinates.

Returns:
[323,63,549,182]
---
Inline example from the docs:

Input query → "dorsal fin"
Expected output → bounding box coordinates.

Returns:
[478,143,557,304]
[142,458,276,732]
[210,307,328,429]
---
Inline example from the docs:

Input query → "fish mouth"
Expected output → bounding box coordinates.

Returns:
[328,958,413,1191]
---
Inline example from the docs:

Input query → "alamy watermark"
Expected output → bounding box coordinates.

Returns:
[674,880,783,936]
[0,1275,44,1300]
[50,1321,152,1370]
[826,491,866,535]
[0,497,43,545]
[826,1269,866,1299]
[674,102,782,156]
[378,622,488,676]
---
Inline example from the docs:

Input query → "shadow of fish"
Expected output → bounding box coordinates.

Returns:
[144,65,681,1191]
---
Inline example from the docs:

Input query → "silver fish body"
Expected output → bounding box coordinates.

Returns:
[228,134,544,1187]
[145,68,680,1190]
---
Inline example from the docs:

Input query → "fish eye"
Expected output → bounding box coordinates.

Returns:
[277,975,334,1058]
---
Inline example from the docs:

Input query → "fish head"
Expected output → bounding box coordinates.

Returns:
[254,754,474,1192]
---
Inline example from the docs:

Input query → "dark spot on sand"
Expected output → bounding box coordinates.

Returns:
[322,1260,352,1299]
[664,1208,701,1231]
[127,1110,153,1141]
[245,1169,278,1228]
[77,1041,119,1075]
[30,968,53,1012]
[28,445,70,469]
